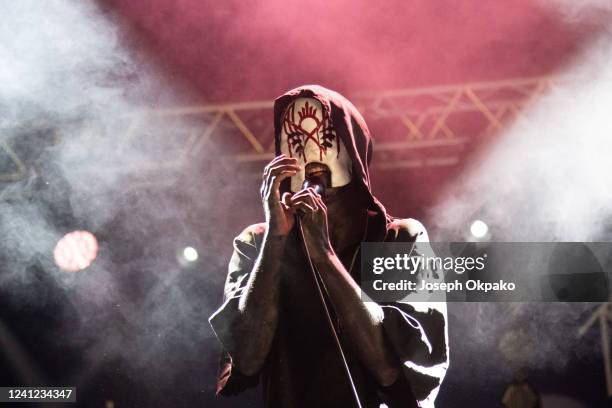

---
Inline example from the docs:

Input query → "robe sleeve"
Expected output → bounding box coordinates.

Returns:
[208,224,265,396]
[380,219,449,407]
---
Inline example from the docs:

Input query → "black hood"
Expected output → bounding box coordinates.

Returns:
[273,85,391,236]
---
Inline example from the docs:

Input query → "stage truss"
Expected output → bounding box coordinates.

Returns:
[0,76,555,185]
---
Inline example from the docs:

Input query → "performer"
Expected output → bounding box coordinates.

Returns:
[209,85,448,408]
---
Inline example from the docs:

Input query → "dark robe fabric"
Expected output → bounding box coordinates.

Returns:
[209,85,449,408]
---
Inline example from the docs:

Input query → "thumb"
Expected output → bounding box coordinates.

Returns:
[281,192,294,211]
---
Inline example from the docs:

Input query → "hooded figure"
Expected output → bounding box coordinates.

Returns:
[209,85,448,408]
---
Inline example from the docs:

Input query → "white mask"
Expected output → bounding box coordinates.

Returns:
[280,97,352,192]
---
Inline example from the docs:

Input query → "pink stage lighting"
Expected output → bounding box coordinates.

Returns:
[53,230,99,272]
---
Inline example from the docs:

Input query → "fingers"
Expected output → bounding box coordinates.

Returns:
[292,200,317,214]
[310,190,326,213]
[281,192,318,216]
[281,192,293,209]
[290,188,328,218]
[292,187,323,202]
[291,191,318,213]
[263,155,299,180]
[261,168,296,200]
[270,167,299,189]
[267,163,301,182]
[278,185,327,218]
[261,155,300,200]
[266,154,295,168]
[266,159,300,188]
[269,154,295,166]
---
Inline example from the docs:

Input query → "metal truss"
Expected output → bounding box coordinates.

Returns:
[121,76,554,174]
[579,302,612,397]
[0,76,555,185]
[0,141,28,182]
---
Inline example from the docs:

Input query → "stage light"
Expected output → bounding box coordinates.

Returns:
[182,246,199,262]
[470,220,488,239]
[53,230,99,272]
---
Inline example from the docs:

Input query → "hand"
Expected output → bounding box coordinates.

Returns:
[261,155,300,236]
[289,188,334,262]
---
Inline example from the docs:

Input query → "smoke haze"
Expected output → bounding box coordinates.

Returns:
[430,5,612,389]
[0,2,237,398]
[0,0,610,406]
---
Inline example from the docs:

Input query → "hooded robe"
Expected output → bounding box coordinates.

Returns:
[209,85,449,408]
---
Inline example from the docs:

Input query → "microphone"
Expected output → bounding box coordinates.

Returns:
[296,176,326,218]
[301,175,326,196]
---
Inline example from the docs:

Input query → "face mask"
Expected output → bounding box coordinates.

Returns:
[279,97,352,192]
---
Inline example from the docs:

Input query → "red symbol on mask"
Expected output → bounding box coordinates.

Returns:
[282,100,338,162]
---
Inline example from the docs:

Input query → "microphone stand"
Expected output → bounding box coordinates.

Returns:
[295,180,363,408]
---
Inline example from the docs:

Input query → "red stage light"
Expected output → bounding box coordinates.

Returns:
[53,230,99,272]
